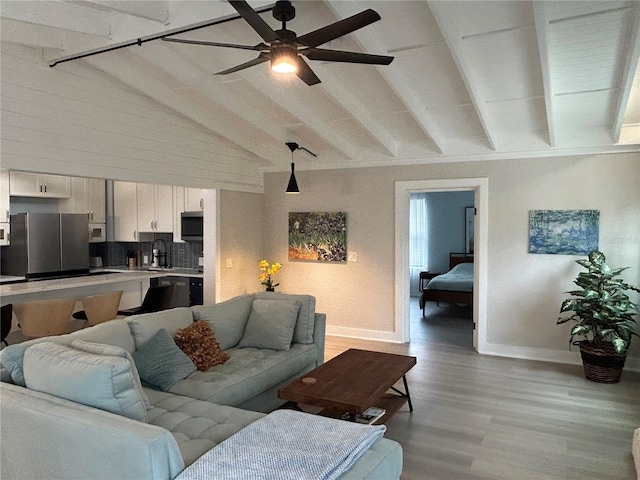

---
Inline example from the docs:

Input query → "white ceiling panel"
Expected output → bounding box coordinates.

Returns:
[1,0,637,175]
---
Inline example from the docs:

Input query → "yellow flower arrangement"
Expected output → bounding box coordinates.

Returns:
[258,260,282,290]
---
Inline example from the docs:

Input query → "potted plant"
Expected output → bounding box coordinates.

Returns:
[557,250,639,383]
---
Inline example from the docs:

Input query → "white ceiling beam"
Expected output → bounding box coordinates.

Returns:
[1,0,112,37]
[82,50,275,165]
[327,1,447,154]
[532,2,556,147]
[427,1,498,151]
[612,3,640,143]
[310,64,398,157]
[0,18,65,49]
[66,1,169,24]
[127,42,288,159]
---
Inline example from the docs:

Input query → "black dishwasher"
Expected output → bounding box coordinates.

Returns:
[151,276,203,307]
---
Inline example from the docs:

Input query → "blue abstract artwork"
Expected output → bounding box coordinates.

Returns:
[529,210,599,255]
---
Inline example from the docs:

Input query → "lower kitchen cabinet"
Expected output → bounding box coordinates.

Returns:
[151,276,203,307]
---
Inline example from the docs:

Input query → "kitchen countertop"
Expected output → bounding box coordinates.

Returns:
[0,268,202,297]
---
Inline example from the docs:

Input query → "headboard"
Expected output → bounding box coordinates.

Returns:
[449,253,474,269]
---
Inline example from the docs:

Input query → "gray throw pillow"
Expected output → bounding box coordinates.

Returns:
[23,342,148,422]
[238,299,300,351]
[191,294,255,349]
[132,329,196,391]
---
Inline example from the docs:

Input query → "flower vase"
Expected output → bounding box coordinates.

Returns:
[266,287,275,292]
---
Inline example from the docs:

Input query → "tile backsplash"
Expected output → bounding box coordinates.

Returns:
[90,233,203,270]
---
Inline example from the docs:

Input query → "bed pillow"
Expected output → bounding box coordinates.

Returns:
[23,342,148,422]
[238,299,300,351]
[70,339,151,408]
[449,262,474,275]
[174,320,229,371]
[132,328,196,391]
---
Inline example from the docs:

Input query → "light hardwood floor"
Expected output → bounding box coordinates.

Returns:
[325,299,640,480]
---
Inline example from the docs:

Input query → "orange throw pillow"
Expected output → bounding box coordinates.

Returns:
[174,320,229,371]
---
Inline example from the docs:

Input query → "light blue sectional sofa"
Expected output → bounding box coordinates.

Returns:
[0,293,402,480]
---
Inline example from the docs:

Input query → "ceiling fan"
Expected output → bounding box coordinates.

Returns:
[162,0,394,86]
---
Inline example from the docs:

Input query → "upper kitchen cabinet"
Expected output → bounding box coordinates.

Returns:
[59,178,106,223]
[113,181,138,242]
[10,171,71,198]
[184,188,206,211]
[137,184,173,233]
[1,169,10,222]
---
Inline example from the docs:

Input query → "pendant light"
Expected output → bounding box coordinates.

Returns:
[285,142,316,194]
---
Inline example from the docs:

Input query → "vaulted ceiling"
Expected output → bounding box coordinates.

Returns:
[2,0,639,173]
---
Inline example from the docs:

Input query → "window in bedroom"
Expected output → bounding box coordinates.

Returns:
[409,193,428,297]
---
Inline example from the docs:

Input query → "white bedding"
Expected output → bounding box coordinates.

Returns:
[426,262,474,292]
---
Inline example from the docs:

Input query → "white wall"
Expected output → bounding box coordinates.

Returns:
[0,43,263,192]
[262,153,640,369]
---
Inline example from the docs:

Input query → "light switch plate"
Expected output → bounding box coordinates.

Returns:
[225,258,232,268]
[348,252,357,262]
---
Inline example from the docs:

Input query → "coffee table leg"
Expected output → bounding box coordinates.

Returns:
[389,375,413,412]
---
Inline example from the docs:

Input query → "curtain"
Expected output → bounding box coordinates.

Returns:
[409,193,428,297]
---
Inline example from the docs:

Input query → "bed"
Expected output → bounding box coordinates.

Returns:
[419,253,474,315]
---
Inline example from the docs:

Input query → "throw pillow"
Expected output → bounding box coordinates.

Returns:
[238,299,300,351]
[191,294,255,349]
[174,320,229,371]
[255,293,316,344]
[23,342,148,422]
[132,329,196,391]
[70,339,151,409]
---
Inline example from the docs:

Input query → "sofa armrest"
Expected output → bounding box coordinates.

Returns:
[0,382,185,480]
[313,312,326,366]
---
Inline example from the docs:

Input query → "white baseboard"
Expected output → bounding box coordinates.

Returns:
[326,325,403,343]
[480,342,640,373]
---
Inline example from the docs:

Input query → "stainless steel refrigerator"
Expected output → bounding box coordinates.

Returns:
[2,213,89,278]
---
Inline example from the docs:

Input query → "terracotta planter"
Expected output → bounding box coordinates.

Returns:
[578,341,627,384]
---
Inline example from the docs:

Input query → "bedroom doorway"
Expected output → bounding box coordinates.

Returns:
[395,178,488,352]
[410,191,474,349]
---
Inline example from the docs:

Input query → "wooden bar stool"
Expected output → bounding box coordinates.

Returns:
[14,297,76,338]
[73,290,123,326]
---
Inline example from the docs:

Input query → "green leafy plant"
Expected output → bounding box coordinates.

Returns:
[557,250,640,354]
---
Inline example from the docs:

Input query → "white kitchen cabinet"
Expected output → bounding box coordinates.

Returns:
[137,184,173,233]
[0,169,10,223]
[184,187,206,211]
[9,171,71,198]
[113,181,138,242]
[59,177,106,223]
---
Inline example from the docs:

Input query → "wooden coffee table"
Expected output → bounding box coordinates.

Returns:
[278,348,416,424]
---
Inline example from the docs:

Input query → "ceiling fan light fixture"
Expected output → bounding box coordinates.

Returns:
[271,47,298,74]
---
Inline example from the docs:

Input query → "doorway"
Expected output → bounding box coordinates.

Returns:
[395,178,488,352]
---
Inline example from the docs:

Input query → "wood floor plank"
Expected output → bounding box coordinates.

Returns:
[325,299,640,480]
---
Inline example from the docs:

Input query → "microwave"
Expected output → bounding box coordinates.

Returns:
[181,211,203,241]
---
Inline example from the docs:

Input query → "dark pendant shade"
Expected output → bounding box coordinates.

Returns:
[286,162,299,194]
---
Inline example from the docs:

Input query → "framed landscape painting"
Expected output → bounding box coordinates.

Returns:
[529,209,599,255]
[288,212,347,262]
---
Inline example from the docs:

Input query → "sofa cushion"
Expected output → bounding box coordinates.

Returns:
[191,294,254,350]
[133,329,196,391]
[255,293,316,344]
[174,320,229,371]
[238,299,300,351]
[0,319,134,387]
[127,307,194,349]
[22,342,148,422]
[143,389,264,467]
[168,343,318,406]
[70,339,151,408]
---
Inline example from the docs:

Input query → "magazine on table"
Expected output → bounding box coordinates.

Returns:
[355,407,386,424]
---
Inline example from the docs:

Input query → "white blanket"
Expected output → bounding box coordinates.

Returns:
[176,409,386,480]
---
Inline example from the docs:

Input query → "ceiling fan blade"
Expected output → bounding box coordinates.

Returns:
[228,0,279,43]
[162,37,268,51]
[294,56,321,86]
[296,9,381,48]
[303,48,394,65]
[215,52,270,75]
